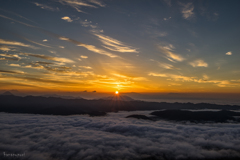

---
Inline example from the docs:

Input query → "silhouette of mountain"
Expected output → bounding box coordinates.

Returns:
[150,110,240,123]
[1,91,14,96]
[100,95,135,101]
[0,95,240,116]
[41,94,83,99]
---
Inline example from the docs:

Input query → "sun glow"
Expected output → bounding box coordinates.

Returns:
[115,91,119,95]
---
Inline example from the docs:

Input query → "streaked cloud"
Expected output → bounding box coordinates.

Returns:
[79,66,92,69]
[0,39,36,49]
[113,73,147,81]
[78,44,118,58]
[58,0,105,13]
[20,53,74,63]
[94,34,138,53]
[158,63,175,69]
[9,64,20,67]
[150,59,179,70]
[59,36,118,58]
[148,72,168,77]
[158,44,184,62]
[189,59,208,67]
[61,16,73,22]
[0,53,21,61]
[33,2,59,11]
[0,46,14,52]
[163,17,171,21]
[179,2,194,19]
[149,72,196,82]
[226,51,232,55]
[59,46,65,48]
[80,55,88,58]
[80,19,97,28]
[24,38,51,48]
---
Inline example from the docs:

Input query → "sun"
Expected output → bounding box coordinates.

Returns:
[115,91,119,95]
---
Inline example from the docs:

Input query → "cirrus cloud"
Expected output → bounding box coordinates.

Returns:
[189,59,208,67]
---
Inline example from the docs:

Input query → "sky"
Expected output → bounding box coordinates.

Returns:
[0,0,240,93]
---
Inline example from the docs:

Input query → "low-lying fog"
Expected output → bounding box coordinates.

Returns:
[0,111,240,160]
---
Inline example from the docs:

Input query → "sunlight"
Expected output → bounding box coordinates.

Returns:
[115,91,119,95]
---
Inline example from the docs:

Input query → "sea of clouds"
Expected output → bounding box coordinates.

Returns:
[0,111,240,160]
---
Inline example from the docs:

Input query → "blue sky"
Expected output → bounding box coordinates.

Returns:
[0,0,240,93]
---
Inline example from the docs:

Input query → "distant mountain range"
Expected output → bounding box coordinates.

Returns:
[1,94,240,117]
[1,91,14,96]
[100,95,135,101]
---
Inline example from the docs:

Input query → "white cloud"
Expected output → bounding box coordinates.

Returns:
[94,34,138,53]
[77,43,118,58]
[148,72,168,77]
[226,51,232,55]
[34,2,59,11]
[80,55,88,58]
[180,2,194,19]
[59,37,70,41]
[20,53,74,63]
[58,36,118,58]
[43,39,48,42]
[58,0,105,13]
[9,64,20,67]
[189,59,208,67]
[80,20,97,28]
[1,112,240,160]
[0,46,14,52]
[79,66,92,69]
[0,39,36,49]
[0,53,21,60]
[59,46,65,48]
[61,16,73,22]
[163,17,171,21]
[158,44,184,62]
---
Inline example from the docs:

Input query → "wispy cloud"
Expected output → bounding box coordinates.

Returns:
[189,59,208,67]
[80,19,97,28]
[79,66,92,69]
[149,72,240,87]
[80,55,88,58]
[42,39,48,42]
[163,17,171,21]
[8,64,20,67]
[149,72,196,82]
[58,0,105,13]
[20,53,74,63]
[150,59,179,70]
[58,36,118,58]
[158,44,184,62]
[0,39,36,49]
[0,53,21,61]
[78,44,118,58]
[33,2,59,11]
[61,16,73,22]
[113,73,147,81]
[0,46,15,52]
[226,51,232,55]
[179,2,194,19]
[24,38,51,48]
[94,34,138,53]
[148,72,168,77]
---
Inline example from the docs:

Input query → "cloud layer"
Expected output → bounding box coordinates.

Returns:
[0,111,240,160]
